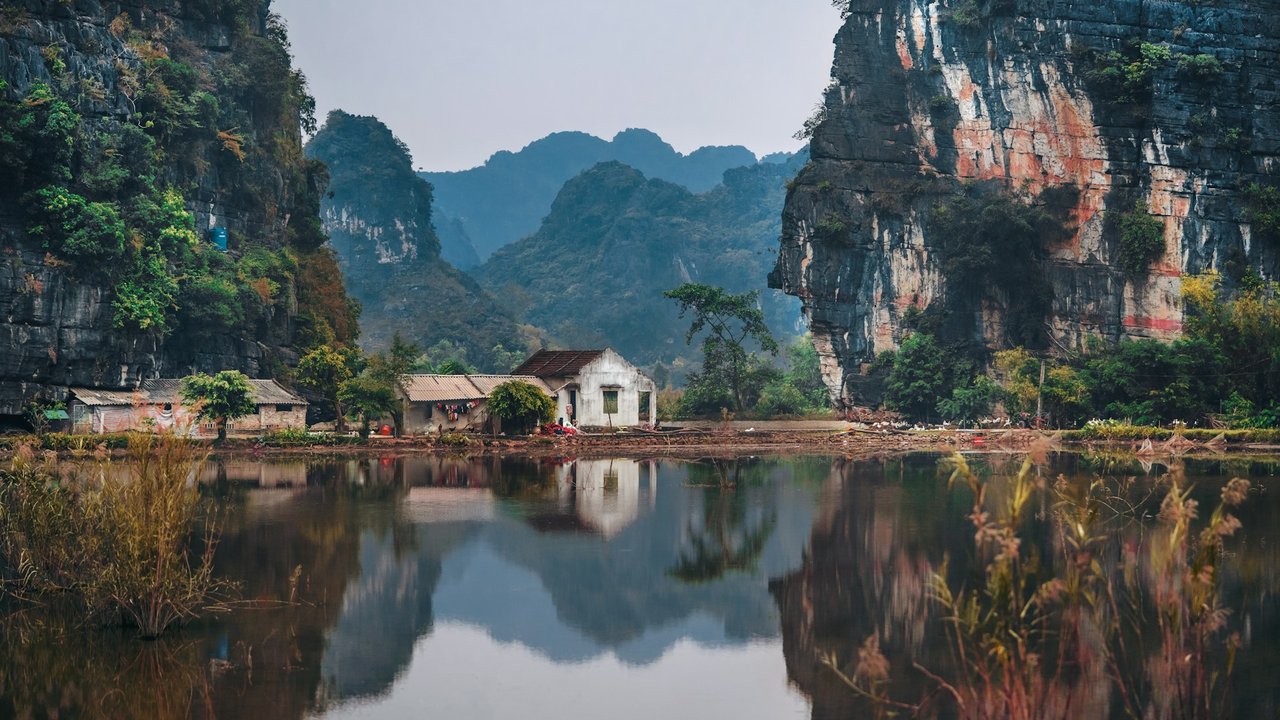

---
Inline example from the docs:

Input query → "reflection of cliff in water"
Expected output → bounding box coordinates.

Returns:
[772,454,1280,720]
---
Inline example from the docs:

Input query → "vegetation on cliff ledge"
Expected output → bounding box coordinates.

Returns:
[0,3,357,360]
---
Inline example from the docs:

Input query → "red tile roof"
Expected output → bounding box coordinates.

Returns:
[512,350,605,378]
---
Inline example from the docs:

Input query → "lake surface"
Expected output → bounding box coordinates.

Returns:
[1,453,1277,719]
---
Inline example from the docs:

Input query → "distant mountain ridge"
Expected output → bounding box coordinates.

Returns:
[422,129,769,264]
[475,152,809,372]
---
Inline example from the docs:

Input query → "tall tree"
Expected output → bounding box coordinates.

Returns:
[181,371,256,441]
[296,344,360,431]
[364,333,420,436]
[665,283,778,412]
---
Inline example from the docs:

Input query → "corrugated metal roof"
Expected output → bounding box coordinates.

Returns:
[399,375,557,403]
[69,379,305,407]
[467,375,555,396]
[399,375,485,403]
[512,350,605,377]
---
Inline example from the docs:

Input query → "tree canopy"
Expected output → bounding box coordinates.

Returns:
[488,380,555,435]
[180,371,256,441]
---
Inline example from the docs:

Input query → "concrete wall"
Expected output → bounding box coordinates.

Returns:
[551,349,657,428]
[71,401,307,437]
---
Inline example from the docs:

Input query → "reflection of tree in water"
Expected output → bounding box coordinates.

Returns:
[0,618,214,720]
[670,459,777,583]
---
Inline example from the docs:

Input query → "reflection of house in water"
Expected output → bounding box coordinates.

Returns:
[200,460,308,487]
[553,459,654,538]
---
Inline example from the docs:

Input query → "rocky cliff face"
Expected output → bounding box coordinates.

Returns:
[306,111,522,370]
[772,0,1280,406]
[0,0,355,415]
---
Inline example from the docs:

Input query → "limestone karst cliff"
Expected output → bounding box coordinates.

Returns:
[771,0,1280,406]
[0,0,357,416]
[306,111,523,370]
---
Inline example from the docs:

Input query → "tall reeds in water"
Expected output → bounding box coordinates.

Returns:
[0,434,229,638]
[828,454,1251,720]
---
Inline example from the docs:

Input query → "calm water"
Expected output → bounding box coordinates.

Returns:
[1,453,1278,719]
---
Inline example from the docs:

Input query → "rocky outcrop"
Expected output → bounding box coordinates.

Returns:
[0,0,352,415]
[772,0,1280,406]
[306,111,522,369]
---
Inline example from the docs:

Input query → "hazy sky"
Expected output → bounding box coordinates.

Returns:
[272,0,843,171]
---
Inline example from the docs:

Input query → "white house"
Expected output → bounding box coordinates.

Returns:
[512,349,657,429]
[396,374,557,435]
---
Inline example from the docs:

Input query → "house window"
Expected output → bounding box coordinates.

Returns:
[425,404,433,419]
[602,390,619,415]
[275,404,293,412]
[163,403,172,412]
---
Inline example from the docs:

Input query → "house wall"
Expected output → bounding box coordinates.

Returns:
[552,350,657,428]
[72,402,307,436]
[402,399,490,436]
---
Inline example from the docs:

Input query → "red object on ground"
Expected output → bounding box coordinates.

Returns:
[539,423,579,436]
[379,425,392,436]
[973,436,985,446]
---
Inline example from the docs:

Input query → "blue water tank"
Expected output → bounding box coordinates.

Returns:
[208,227,228,251]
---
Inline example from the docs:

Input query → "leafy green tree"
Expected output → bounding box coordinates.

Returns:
[181,371,256,441]
[362,333,420,436]
[338,372,396,437]
[665,283,778,413]
[885,333,948,421]
[297,344,360,430]
[937,375,998,425]
[488,380,555,435]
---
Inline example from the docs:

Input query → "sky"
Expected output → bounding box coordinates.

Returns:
[272,0,843,172]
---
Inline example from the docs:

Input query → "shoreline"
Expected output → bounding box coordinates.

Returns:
[4,427,1280,462]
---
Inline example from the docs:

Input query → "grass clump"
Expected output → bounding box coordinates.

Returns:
[0,434,230,638]
[826,454,1251,719]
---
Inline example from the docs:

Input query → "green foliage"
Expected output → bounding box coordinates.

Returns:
[180,370,256,441]
[1175,52,1223,81]
[666,283,779,413]
[937,375,997,425]
[1116,200,1165,277]
[1243,182,1280,240]
[930,183,1075,347]
[297,344,360,429]
[885,333,948,421]
[0,9,357,362]
[338,372,396,437]
[25,186,126,264]
[1085,42,1171,105]
[488,380,555,434]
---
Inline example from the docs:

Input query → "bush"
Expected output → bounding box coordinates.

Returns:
[489,380,555,434]
[1176,53,1223,82]
[0,436,230,637]
[1243,183,1280,240]
[1116,200,1165,277]
[26,186,127,265]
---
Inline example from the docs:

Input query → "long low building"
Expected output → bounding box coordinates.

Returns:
[69,379,307,436]
[397,374,556,435]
